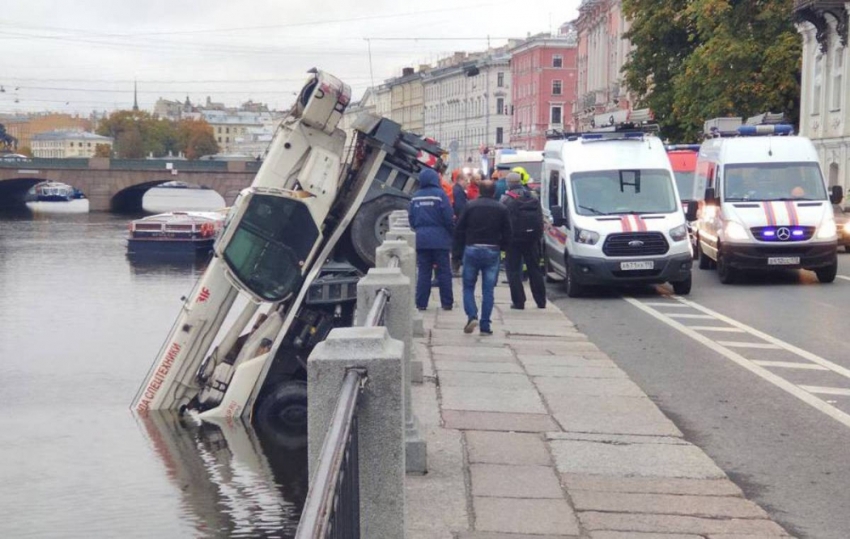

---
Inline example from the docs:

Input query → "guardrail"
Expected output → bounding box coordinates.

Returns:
[0,157,262,172]
[298,213,423,538]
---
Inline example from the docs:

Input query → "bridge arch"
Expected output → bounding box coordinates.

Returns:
[111,180,228,213]
[0,177,88,210]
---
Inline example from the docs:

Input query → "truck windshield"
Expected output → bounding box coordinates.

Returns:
[571,169,678,216]
[223,194,319,302]
[674,171,696,201]
[724,162,827,202]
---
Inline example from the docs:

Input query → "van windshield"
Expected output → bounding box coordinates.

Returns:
[723,162,826,202]
[571,169,678,216]
[674,171,696,201]
[223,194,319,301]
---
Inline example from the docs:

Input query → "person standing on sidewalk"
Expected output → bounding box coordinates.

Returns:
[451,172,469,277]
[454,180,512,335]
[502,172,547,310]
[409,167,454,311]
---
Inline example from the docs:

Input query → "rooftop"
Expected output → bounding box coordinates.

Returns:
[31,130,113,142]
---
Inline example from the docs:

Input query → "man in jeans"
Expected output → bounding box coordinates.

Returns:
[454,180,512,335]
[409,167,454,311]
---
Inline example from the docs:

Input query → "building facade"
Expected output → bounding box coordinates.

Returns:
[0,113,92,150]
[389,68,426,134]
[423,51,513,171]
[31,131,113,158]
[574,0,633,130]
[795,1,850,193]
[190,110,277,154]
[509,27,579,150]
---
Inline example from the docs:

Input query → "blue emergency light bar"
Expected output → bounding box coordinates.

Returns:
[666,144,701,152]
[737,124,794,136]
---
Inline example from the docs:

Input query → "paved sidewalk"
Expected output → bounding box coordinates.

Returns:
[406,278,792,539]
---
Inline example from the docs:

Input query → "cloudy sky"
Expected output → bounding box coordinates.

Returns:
[0,0,580,116]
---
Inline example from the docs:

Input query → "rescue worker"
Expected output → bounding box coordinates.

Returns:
[454,180,512,335]
[409,168,454,311]
[493,165,511,200]
[451,172,469,276]
[502,173,546,310]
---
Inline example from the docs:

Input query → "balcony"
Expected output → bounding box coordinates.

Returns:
[794,0,848,52]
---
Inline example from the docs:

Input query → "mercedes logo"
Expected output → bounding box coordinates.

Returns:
[776,227,791,241]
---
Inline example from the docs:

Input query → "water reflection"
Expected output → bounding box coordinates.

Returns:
[138,413,306,539]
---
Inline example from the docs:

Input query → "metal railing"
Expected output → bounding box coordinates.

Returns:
[296,257,398,539]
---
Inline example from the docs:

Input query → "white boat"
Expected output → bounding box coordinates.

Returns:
[25,181,90,214]
[127,211,227,258]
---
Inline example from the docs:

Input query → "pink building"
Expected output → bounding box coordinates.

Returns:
[574,0,634,130]
[509,27,578,151]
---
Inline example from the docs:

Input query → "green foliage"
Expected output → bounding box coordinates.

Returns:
[623,0,801,142]
[94,143,112,158]
[96,111,219,160]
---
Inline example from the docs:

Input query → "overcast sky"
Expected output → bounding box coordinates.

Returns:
[0,0,580,117]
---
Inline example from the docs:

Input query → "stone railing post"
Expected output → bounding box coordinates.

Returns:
[356,266,427,474]
[307,327,405,538]
[385,215,425,339]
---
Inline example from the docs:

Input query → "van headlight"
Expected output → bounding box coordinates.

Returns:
[724,221,749,241]
[817,218,837,239]
[843,221,850,234]
[669,224,688,242]
[575,227,600,245]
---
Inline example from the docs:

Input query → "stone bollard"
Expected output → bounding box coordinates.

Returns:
[376,240,423,384]
[385,226,425,339]
[308,327,405,538]
[356,266,427,474]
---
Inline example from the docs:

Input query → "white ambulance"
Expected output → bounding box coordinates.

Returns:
[694,118,842,284]
[542,130,697,297]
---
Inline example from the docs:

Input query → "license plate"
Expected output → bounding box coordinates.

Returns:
[620,261,654,271]
[767,257,800,266]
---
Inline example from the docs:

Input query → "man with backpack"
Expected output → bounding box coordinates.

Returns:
[501,172,546,310]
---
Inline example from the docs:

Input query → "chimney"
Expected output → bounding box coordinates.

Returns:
[402,67,415,77]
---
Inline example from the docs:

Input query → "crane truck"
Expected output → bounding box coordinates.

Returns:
[132,69,444,440]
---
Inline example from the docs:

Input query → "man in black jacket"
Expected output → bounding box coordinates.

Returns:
[502,173,546,309]
[454,180,512,335]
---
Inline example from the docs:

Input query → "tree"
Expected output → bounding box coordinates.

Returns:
[116,128,145,159]
[94,143,112,158]
[17,146,33,158]
[622,0,801,141]
[177,119,219,160]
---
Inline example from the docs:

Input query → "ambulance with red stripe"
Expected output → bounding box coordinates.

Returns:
[694,118,843,284]
[542,129,697,297]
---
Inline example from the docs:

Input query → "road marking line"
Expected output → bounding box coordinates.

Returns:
[751,360,829,370]
[642,302,691,307]
[687,326,746,333]
[670,295,850,380]
[800,385,850,396]
[837,275,850,282]
[717,341,782,350]
[624,297,850,430]
[666,313,715,319]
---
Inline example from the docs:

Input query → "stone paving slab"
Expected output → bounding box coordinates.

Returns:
[435,361,525,374]
[578,512,789,536]
[441,386,547,414]
[431,345,514,357]
[438,371,534,389]
[525,365,630,379]
[442,410,560,432]
[474,497,580,536]
[546,395,683,437]
[458,533,577,539]
[465,431,551,466]
[590,533,702,539]
[562,473,744,497]
[470,464,564,498]
[571,490,769,519]
[547,432,687,445]
[517,354,618,368]
[535,376,647,397]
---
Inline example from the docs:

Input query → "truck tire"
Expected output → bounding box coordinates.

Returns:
[254,380,308,449]
[350,196,409,267]
[671,274,692,295]
[564,255,585,298]
[816,262,838,283]
[716,249,736,284]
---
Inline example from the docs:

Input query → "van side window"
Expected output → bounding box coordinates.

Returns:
[548,170,560,208]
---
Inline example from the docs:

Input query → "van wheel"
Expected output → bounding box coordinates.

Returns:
[716,250,736,284]
[697,240,713,270]
[671,274,692,295]
[564,255,584,298]
[816,262,838,283]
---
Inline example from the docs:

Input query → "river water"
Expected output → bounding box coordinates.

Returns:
[0,211,306,538]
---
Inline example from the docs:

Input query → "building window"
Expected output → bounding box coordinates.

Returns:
[496,97,504,115]
[226,127,230,134]
[497,72,504,87]
[552,80,563,95]
[218,137,222,142]
[832,48,844,111]
[550,105,562,125]
[813,54,823,115]
[217,127,222,134]
[496,127,504,144]
[553,55,563,68]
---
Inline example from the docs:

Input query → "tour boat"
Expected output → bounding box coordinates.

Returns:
[127,211,227,257]
[25,181,90,213]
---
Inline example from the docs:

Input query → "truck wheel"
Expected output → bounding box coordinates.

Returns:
[254,380,308,449]
[672,274,692,295]
[564,255,584,298]
[716,250,736,284]
[816,262,838,283]
[350,196,409,267]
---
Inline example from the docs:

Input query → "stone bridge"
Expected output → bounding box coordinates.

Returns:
[0,157,260,211]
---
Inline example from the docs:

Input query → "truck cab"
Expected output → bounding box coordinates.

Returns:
[542,129,696,297]
[695,116,841,284]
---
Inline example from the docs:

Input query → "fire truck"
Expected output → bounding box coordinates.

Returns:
[132,69,443,440]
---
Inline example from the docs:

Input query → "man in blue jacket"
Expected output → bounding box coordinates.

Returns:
[409,167,454,311]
